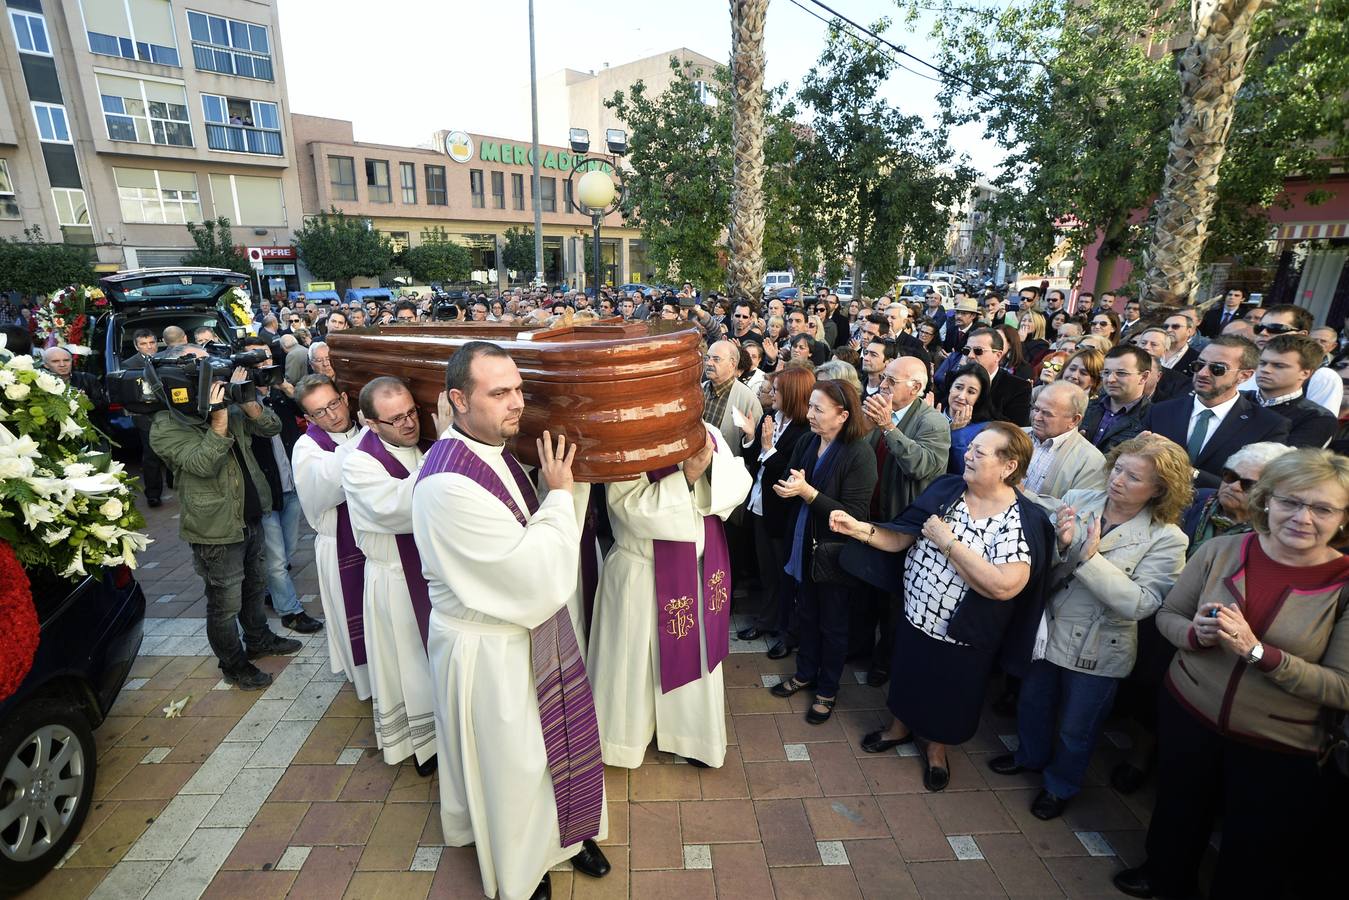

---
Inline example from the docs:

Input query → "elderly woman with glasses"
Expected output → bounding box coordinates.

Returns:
[829,422,1053,791]
[1115,449,1349,900]
[1182,442,1295,558]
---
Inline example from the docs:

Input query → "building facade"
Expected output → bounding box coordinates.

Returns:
[292,115,648,290]
[0,0,303,288]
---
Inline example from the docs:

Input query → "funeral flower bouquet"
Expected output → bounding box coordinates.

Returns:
[0,341,150,578]
[32,284,108,355]
[223,286,253,327]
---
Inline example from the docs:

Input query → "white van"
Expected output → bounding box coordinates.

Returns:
[763,272,793,296]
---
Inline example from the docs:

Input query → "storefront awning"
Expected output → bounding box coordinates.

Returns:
[1273,222,1349,241]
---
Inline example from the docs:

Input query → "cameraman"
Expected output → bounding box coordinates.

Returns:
[238,335,323,634]
[149,344,302,690]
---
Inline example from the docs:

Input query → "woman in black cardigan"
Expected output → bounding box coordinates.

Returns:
[767,379,877,724]
[735,367,816,658]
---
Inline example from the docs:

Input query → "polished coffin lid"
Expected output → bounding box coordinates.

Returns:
[325,319,708,481]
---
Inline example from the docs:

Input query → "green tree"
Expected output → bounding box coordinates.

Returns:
[293,207,394,293]
[0,226,95,297]
[796,20,972,291]
[916,0,1349,296]
[501,226,536,280]
[181,216,249,272]
[607,59,805,289]
[401,227,472,284]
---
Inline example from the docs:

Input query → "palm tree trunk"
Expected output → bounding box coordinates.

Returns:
[1140,0,1265,306]
[727,0,769,307]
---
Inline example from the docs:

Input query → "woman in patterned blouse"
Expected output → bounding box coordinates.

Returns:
[830,422,1043,791]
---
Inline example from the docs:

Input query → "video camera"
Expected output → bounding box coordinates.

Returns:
[107,346,284,419]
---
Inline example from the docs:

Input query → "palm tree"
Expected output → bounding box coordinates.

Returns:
[1140,0,1266,307]
[727,0,770,307]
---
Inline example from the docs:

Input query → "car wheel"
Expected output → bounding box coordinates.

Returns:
[0,701,97,894]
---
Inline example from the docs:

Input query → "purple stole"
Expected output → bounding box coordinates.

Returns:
[646,433,732,694]
[305,423,368,666]
[353,429,432,648]
[415,436,603,846]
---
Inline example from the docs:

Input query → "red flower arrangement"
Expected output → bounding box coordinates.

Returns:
[0,541,39,703]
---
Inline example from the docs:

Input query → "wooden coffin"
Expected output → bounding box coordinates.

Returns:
[324,320,708,481]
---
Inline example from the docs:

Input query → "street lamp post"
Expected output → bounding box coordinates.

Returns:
[565,128,626,296]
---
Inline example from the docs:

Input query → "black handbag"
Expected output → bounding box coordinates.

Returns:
[809,537,864,589]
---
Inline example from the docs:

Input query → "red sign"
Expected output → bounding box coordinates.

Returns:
[246,246,296,260]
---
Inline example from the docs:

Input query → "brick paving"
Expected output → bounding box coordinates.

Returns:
[19,492,1158,900]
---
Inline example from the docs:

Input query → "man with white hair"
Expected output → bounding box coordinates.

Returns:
[1022,381,1106,499]
[854,355,950,685]
[281,333,309,385]
[308,341,334,378]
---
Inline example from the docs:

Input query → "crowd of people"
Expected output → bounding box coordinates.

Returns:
[13,277,1348,900]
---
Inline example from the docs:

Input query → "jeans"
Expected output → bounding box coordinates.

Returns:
[1014,659,1119,799]
[792,576,850,696]
[190,520,273,671]
[260,489,303,616]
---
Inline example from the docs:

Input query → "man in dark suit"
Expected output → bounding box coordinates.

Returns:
[938,327,1032,426]
[1160,311,1201,373]
[942,297,980,355]
[1141,336,1291,489]
[1249,333,1337,448]
[1200,289,1250,338]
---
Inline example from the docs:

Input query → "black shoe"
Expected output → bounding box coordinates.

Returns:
[736,625,766,641]
[988,753,1033,776]
[281,611,324,634]
[805,695,836,725]
[222,662,273,691]
[246,633,303,660]
[683,756,711,768]
[1031,788,1068,820]
[922,756,950,792]
[415,754,437,777]
[1112,867,1158,899]
[865,668,889,687]
[1111,761,1147,795]
[146,497,162,508]
[770,677,814,698]
[766,641,792,660]
[529,873,552,900]
[861,728,913,753]
[570,839,610,878]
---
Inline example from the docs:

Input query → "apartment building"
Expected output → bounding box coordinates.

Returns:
[0,0,303,288]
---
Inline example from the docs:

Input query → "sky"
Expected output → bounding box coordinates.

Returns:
[276,0,1003,179]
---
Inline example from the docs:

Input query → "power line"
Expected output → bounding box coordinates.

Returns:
[800,0,977,90]
[785,0,945,85]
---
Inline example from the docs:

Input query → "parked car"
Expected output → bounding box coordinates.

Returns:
[773,287,800,303]
[762,272,793,298]
[0,563,146,893]
[896,280,954,304]
[89,268,251,459]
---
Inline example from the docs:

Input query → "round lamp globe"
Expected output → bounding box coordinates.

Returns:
[576,170,616,211]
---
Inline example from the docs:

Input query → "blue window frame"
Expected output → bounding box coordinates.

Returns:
[186,10,272,81]
[9,10,51,55]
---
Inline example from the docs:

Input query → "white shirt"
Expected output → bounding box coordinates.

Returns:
[1189,393,1241,454]
[748,414,792,517]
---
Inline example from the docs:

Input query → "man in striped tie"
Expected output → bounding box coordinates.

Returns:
[412,342,609,900]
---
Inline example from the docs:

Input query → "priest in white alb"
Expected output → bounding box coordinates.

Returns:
[342,376,440,776]
[589,421,752,769]
[412,342,610,900]
[292,375,370,700]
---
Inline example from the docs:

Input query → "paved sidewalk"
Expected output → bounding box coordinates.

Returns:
[20,493,1156,899]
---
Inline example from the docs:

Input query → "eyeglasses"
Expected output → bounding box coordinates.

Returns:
[1101,368,1139,380]
[1042,362,1063,372]
[305,397,346,420]
[1255,322,1295,335]
[814,306,827,313]
[1268,494,1348,521]
[1091,320,1111,328]
[370,408,418,427]
[732,313,752,319]
[1189,360,1231,377]
[1164,322,1188,330]
[963,346,991,357]
[1221,469,1257,491]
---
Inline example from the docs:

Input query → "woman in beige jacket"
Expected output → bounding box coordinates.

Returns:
[987,435,1191,821]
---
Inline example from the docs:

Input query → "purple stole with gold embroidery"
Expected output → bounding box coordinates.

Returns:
[305,423,368,665]
[353,429,432,647]
[646,432,732,694]
[415,436,603,846]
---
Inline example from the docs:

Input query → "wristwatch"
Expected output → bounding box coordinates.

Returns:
[1245,642,1265,665]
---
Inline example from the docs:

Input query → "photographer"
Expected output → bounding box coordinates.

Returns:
[239,335,323,635]
[148,344,302,690]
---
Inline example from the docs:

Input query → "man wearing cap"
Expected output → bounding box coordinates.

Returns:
[942,296,980,356]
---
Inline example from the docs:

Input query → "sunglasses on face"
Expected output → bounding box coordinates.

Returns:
[1221,469,1257,491]
[1042,362,1063,372]
[1255,322,1295,335]
[1190,360,1231,377]
[963,346,991,357]
[1092,320,1111,328]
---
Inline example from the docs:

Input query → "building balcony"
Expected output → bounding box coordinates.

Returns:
[206,123,282,156]
[191,43,274,81]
